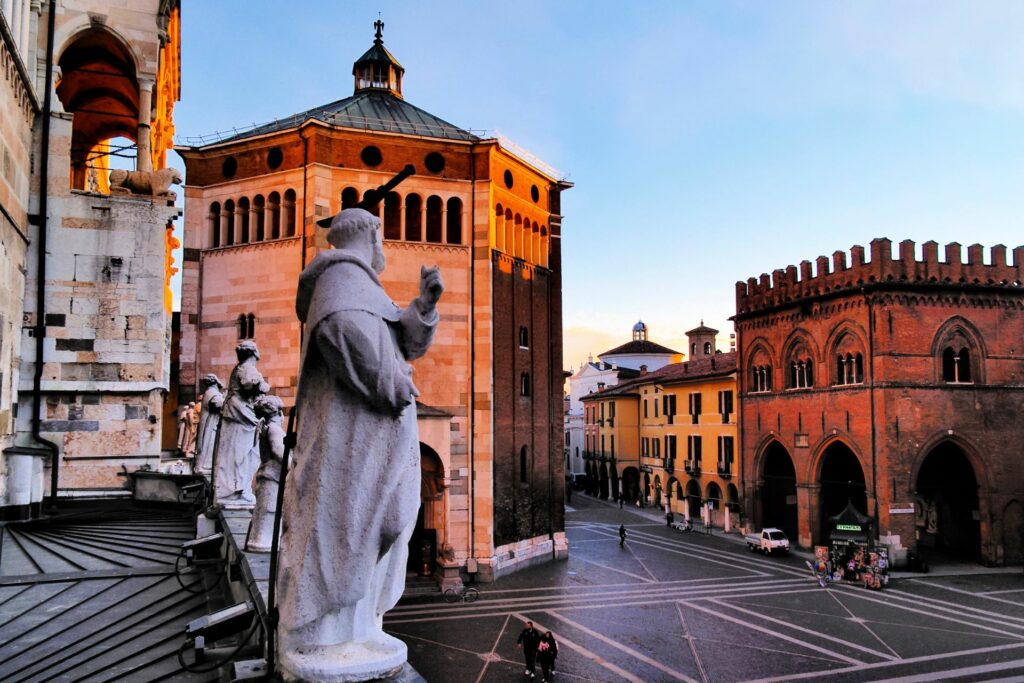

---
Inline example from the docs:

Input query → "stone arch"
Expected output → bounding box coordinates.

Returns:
[408,443,446,575]
[493,203,504,251]
[653,474,663,507]
[54,19,145,78]
[504,209,514,255]
[446,197,463,245]
[283,189,297,237]
[253,195,266,241]
[914,438,983,559]
[685,479,702,518]
[384,191,401,240]
[706,481,723,526]
[208,201,221,248]
[758,439,798,540]
[425,195,443,243]
[813,438,868,543]
[405,193,423,241]
[599,461,610,500]
[621,466,640,503]
[667,476,681,513]
[267,191,281,239]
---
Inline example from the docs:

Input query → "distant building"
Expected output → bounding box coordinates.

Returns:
[1,1,182,517]
[176,24,571,579]
[564,322,680,477]
[581,325,741,530]
[734,239,1024,565]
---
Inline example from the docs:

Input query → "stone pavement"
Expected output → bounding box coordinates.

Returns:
[387,495,1024,682]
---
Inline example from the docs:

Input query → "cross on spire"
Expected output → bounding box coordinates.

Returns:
[374,18,384,43]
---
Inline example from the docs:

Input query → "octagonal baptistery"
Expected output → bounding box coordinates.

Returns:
[176,24,572,580]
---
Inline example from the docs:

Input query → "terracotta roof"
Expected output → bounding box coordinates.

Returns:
[599,339,681,358]
[686,323,719,335]
[644,351,737,384]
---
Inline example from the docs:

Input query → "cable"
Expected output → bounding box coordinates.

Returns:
[176,618,262,674]
[174,549,225,594]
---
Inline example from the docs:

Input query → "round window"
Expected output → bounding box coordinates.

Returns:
[530,184,539,202]
[424,152,445,174]
[222,156,238,179]
[361,145,383,167]
[503,169,514,189]
[267,147,283,170]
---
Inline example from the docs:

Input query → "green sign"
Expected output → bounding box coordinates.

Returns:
[836,523,861,532]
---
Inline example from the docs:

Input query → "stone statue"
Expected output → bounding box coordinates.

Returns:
[176,402,198,457]
[277,207,443,681]
[195,374,225,473]
[213,341,269,508]
[109,167,183,199]
[246,395,285,553]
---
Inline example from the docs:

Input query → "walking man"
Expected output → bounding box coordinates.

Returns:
[618,494,624,509]
[517,620,541,678]
[619,524,627,548]
[666,510,675,527]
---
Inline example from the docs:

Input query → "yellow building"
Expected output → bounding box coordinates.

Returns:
[582,325,742,531]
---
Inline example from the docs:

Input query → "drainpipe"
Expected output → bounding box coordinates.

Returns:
[31,0,61,512]
[866,290,879,540]
[468,141,476,564]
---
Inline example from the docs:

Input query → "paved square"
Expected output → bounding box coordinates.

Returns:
[388,496,1024,682]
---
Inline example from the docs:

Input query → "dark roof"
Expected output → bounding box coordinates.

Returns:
[599,339,682,358]
[211,90,478,145]
[686,323,719,335]
[353,42,404,72]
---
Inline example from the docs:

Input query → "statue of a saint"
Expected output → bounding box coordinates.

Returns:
[195,374,225,473]
[246,394,285,553]
[277,208,442,681]
[213,341,269,508]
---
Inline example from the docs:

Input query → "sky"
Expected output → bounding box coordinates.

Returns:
[170,1,1024,372]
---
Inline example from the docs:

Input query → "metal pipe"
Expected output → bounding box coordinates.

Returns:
[34,0,61,512]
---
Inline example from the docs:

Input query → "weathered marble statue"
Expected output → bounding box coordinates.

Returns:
[277,208,443,682]
[195,374,225,473]
[213,341,270,508]
[176,402,199,457]
[246,394,285,553]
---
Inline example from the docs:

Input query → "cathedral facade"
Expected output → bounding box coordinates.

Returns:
[177,25,570,579]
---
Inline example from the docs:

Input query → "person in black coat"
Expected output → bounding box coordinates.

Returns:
[618,524,627,547]
[517,621,542,678]
[538,630,559,682]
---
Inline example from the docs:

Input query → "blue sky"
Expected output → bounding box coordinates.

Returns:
[171,1,1024,370]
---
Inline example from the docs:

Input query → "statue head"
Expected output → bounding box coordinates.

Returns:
[325,208,386,273]
[236,340,260,362]
[253,394,284,420]
[200,373,223,390]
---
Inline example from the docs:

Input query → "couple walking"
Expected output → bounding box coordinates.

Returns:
[517,621,559,681]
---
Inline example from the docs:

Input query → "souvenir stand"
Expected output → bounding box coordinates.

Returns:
[828,501,889,589]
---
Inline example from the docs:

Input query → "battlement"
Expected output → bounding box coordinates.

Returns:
[736,238,1024,314]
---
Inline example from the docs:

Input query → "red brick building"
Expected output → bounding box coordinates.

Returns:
[735,238,1024,566]
[176,24,570,579]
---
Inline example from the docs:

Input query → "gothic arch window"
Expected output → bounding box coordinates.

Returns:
[446,197,463,245]
[748,347,773,393]
[830,329,866,386]
[209,202,221,248]
[520,372,531,397]
[384,191,401,240]
[283,189,297,237]
[942,346,972,383]
[425,195,443,243]
[932,318,983,385]
[786,341,814,389]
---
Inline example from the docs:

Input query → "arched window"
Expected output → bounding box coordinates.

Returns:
[703,341,712,355]
[341,186,359,210]
[247,313,255,339]
[425,195,443,243]
[786,343,814,389]
[224,199,235,246]
[513,214,523,258]
[691,342,697,356]
[494,204,505,251]
[446,197,463,245]
[405,193,422,241]
[835,353,865,385]
[750,364,773,393]
[268,191,281,239]
[253,195,266,241]
[539,226,548,267]
[384,191,401,240]
[283,189,297,237]
[519,326,529,348]
[520,446,528,483]
[209,202,221,248]
[520,372,531,397]
[504,209,514,255]
[361,190,380,218]
[237,314,247,339]
[238,197,251,243]
[943,347,972,383]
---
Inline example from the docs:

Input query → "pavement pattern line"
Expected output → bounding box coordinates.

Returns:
[540,609,699,683]
[472,613,509,683]
[571,555,658,583]
[674,599,709,683]
[522,613,646,683]
[983,588,1024,595]
[860,657,1024,683]
[881,586,1024,628]
[904,578,1024,609]
[678,599,866,666]
[824,588,902,660]
[622,537,661,582]
[746,641,1024,682]
[710,597,899,662]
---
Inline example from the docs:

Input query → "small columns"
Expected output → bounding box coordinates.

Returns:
[137,77,155,172]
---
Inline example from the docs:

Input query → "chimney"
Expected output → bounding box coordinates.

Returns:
[597,382,605,390]
[640,365,648,375]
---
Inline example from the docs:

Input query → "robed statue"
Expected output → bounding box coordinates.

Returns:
[246,394,285,553]
[276,207,442,681]
[195,373,224,473]
[213,341,269,507]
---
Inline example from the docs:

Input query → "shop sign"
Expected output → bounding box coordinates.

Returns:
[835,523,861,532]
[889,503,915,514]
[639,465,653,473]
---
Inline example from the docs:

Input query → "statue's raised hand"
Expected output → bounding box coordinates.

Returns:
[417,265,444,314]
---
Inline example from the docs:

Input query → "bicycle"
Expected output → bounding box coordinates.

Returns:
[443,584,479,603]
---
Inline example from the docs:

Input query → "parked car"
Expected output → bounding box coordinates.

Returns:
[746,528,790,555]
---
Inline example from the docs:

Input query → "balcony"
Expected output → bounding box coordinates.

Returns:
[684,460,701,476]
[717,463,732,479]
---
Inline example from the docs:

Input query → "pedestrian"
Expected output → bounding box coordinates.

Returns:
[538,630,559,682]
[618,494,624,509]
[618,524,627,548]
[517,620,541,678]
[666,510,675,527]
